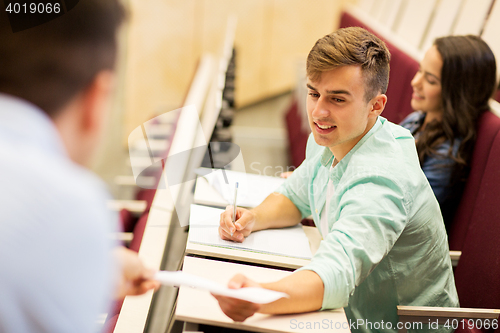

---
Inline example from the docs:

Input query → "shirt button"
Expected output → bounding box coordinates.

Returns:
[315,209,318,213]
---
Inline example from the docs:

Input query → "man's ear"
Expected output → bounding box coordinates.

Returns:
[369,94,387,118]
[80,70,115,134]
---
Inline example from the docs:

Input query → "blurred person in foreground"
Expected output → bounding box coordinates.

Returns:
[0,1,158,332]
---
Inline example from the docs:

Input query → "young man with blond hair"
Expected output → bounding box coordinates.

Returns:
[216,27,458,332]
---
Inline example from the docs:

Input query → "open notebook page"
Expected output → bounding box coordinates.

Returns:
[188,204,312,260]
[195,168,285,208]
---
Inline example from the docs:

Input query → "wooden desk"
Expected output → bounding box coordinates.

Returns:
[176,256,350,333]
[115,18,237,332]
[186,225,322,270]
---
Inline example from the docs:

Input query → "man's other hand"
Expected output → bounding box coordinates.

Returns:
[212,274,262,321]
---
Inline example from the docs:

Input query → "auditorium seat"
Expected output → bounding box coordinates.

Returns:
[285,99,309,167]
[398,110,500,331]
[135,188,156,211]
[117,188,156,238]
[119,208,137,233]
[129,212,150,253]
[448,111,500,251]
[451,113,500,308]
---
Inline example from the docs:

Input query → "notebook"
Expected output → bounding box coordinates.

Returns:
[194,168,286,208]
[188,204,312,260]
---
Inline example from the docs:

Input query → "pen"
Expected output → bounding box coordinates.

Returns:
[231,182,239,237]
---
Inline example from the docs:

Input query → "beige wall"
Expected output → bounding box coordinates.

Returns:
[121,0,351,141]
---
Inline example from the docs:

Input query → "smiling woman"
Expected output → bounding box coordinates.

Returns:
[399,35,498,228]
[410,45,443,115]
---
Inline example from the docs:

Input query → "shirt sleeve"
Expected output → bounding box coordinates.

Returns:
[298,174,409,310]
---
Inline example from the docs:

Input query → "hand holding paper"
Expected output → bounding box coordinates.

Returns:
[114,247,160,299]
[155,271,288,304]
[212,273,266,322]
[189,204,313,259]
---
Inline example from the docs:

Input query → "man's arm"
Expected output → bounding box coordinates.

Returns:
[220,141,313,242]
[252,193,303,230]
[213,270,324,322]
[219,192,302,242]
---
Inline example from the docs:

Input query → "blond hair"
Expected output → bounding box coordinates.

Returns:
[307,27,390,102]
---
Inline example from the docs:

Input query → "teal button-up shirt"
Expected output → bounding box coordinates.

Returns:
[277,117,458,333]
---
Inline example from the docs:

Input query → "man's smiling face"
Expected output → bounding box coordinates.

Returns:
[306,65,377,160]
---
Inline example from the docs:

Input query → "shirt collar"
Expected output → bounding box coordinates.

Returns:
[320,117,383,180]
[0,93,67,158]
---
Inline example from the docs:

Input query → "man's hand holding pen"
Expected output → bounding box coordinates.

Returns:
[219,206,256,242]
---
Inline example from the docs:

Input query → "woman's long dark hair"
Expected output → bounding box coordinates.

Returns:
[416,36,497,186]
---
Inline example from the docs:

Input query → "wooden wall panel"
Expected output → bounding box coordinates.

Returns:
[121,1,351,142]
[421,0,463,50]
[358,0,376,12]
[124,0,198,138]
[372,0,389,22]
[481,0,500,80]
[395,0,437,48]
[378,0,404,30]
[453,0,493,35]
[199,0,267,107]
[263,0,340,102]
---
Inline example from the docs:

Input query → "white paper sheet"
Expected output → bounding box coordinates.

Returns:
[155,271,288,304]
[195,168,285,208]
[188,204,313,259]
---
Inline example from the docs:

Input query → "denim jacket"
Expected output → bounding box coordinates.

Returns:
[400,111,463,225]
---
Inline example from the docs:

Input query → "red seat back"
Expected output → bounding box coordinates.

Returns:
[119,208,136,233]
[129,212,149,253]
[451,111,500,310]
[135,188,156,211]
[449,111,500,251]
[285,100,309,167]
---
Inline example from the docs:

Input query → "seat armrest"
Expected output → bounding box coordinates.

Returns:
[398,305,500,319]
[450,250,461,267]
[397,305,500,333]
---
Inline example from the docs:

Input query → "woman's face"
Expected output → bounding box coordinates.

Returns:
[411,45,443,114]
